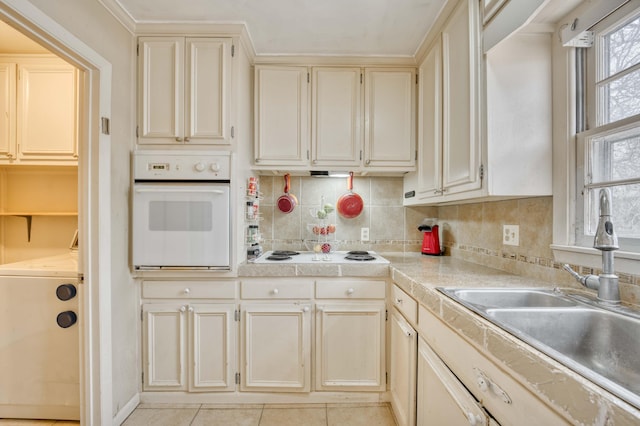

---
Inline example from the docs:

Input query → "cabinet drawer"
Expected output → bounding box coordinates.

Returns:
[315,279,386,299]
[241,279,313,299]
[392,285,417,325]
[142,280,237,299]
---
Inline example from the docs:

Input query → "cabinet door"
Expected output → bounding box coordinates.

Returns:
[138,37,185,144]
[364,68,416,168]
[0,61,15,160]
[416,38,443,199]
[241,303,311,392]
[189,304,236,392]
[143,303,187,390]
[390,309,417,426]
[312,67,362,167]
[417,337,489,426]
[315,302,385,391]
[17,59,77,162]
[185,38,231,145]
[254,66,309,166]
[441,0,482,195]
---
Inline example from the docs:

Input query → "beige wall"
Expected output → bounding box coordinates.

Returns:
[22,0,138,418]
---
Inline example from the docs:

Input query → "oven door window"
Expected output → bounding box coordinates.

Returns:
[133,182,230,268]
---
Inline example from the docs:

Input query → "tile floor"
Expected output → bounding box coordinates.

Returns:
[0,403,397,426]
[122,403,397,426]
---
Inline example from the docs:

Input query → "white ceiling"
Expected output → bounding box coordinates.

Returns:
[108,0,448,56]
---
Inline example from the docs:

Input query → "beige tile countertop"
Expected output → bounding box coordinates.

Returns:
[386,252,640,425]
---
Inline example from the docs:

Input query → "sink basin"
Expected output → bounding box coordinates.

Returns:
[437,287,640,409]
[486,307,640,407]
[438,287,577,309]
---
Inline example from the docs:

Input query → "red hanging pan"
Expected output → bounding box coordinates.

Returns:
[277,173,298,214]
[337,172,363,219]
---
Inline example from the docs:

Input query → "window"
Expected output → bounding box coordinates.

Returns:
[577,3,640,251]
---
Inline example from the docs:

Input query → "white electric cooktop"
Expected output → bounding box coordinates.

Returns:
[252,250,390,265]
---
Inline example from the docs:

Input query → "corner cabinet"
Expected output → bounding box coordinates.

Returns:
[254,65,416,172]
[405,0,553,206]
[0,57,78,165]
[404,0,482,205]
[137,37,232,145]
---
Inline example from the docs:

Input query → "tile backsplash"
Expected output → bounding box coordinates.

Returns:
[257,175,639,296]
[257,175,434,253]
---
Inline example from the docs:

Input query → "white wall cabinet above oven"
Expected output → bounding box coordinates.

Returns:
[253,65,415,173]
[137,37,232,146]
[0,56,78,165]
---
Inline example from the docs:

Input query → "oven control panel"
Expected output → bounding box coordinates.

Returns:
[133,151,231,180]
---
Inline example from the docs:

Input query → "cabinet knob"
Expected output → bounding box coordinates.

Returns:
[347,288,355,295]
[184,137,190,142]
[56,284,77,301]
[188,306,194,312]
[272,288,279,295]
[180,306,187,312]
[183,288,190,295]
[302,306,310,313]
[56,311,77,328]
[395,298,403,305]
[365,159,371,165]
[175,137,183,142]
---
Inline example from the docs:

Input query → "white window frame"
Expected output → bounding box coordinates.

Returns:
[552,0,640,274]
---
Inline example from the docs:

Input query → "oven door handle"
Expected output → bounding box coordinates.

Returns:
[135,188,226,194]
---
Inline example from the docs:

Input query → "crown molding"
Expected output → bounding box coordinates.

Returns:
[97,0,136,34]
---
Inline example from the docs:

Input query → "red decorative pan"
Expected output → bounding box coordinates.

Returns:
[337,172,363,219]
[277,173,298,214]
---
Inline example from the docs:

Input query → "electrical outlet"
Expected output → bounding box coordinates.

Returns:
[360,227,370,241]
[503,225,519,246]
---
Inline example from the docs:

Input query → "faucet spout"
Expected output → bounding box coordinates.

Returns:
[563,189,620,305]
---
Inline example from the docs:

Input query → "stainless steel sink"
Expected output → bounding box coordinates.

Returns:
[437,287,640,409]
[440,288,577,309]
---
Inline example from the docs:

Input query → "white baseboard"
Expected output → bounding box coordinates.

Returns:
[112,393,140,426]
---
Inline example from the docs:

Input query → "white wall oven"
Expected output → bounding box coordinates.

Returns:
[132,151,231,270]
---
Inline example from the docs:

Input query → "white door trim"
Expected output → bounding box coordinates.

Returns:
[0,1,113,424]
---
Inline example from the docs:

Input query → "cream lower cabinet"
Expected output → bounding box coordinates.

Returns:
[389,285,418,426]
[240,279,313,392]
[141,280,237,392]
[0,56,78,164]
[142,302,236,392]
[314,279,386,391]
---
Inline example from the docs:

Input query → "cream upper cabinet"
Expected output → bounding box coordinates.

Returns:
[404,0,482,205]
[254,65,416,172]
[364,68,416,168]
[312,67,362,167]
[440,0,481,196]
[138,37,232,145]
[0,61,15,160]
[254,65,310,166]
[0,57,78,165]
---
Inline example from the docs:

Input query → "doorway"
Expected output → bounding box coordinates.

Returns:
[0,1,113,424]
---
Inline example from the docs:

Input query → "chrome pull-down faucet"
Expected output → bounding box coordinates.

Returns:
[563,188,620,305]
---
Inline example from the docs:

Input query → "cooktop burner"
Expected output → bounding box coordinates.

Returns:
[344,254,376,261]
[252,251,389,265]
[266,254,292,261]
[347,250,370,256]
[271,250,300,256]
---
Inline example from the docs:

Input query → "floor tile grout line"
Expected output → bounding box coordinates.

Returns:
[257,404,264,426]
[187,404,202,426]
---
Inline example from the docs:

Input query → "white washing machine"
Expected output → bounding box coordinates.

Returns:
[0,253,80,420]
